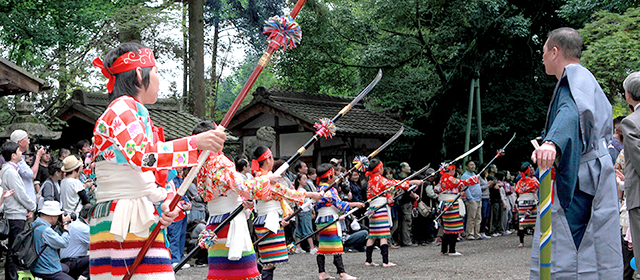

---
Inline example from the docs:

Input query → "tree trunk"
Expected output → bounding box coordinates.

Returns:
[209,21,219,118]
[188,0,205,117]
[182,1,188,111]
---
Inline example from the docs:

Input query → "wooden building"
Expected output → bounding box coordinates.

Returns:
[228,87,423,167]
[0,57,59,142]
[54,89,208,150]
[0,57,50,96]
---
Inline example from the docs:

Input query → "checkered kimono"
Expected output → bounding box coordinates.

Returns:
[90,95,200,280]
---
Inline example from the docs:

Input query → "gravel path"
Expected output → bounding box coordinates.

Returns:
[176,233,532,280]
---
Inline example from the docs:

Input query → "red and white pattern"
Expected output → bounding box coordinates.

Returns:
[515,176,540,195]
[366,174,411,201]
[438,173,478,194]
[93,96,198,172]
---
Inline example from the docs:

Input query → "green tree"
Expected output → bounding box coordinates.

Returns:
[200,0,284,119]
[0,0,182,127]
[215,54,279,122]
[580,7,640,101]
[276,0,567,163]
[557,0,637,26]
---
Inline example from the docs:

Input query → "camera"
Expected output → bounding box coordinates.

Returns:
[32,134,49,152]
[58,211,77,224]
[34,144,50,152]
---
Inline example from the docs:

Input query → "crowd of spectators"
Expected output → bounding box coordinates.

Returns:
[243,156,525,257]
[0,128,534,279]
[0,130,93,280]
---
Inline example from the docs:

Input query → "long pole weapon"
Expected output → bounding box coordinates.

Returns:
[357,184,419,223]
[253,126,403,246]
[214,69,381,238]
[531,140,553,280]
[428,141,486,222]
[273,69,382,176]
[173,70,382,272]
[477,133,516,175]
[288,163,431,249]
[125,2,311,279]
[364,163,431,205]
[434,135,514,223]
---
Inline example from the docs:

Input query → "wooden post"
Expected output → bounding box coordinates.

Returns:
[464,79,475,163]
[475,78,483,164]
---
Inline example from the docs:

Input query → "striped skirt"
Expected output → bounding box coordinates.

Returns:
[254,222,288,265]
[317,220,343,255]
[442,200,463,234]
[205,220,260,280]
[518,200,537,228]
[367,206,391,239]
[90,201,174,280]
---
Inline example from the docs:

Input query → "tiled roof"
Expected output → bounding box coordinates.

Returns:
[231,87,423,138]
[56,90,202,140]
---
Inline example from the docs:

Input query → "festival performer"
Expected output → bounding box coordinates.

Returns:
[435,165,478,256]
[90,42,227,280]
[364,159,423,266]
[515,162,539,248]
[530,27,623,279]
[251,145,321,280]
[190,122,320,280]
[314,163,364,280]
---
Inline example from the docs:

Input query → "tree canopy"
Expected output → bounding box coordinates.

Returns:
[0,0,181,127]
[270,0,639,165]
[1,0,639,168]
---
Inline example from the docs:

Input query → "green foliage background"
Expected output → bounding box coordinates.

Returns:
[1,0,639,169]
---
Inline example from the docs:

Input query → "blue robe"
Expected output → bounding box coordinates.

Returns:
[530,64,623,279]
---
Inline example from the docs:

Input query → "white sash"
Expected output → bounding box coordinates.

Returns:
[318,206,342,236]
[94,162,168,242]
[517,192,537,202]
[256,200,282,233]
[207,192,252,260]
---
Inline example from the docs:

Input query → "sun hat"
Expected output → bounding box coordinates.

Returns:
[40,201,64,216]
[61,155,82,172]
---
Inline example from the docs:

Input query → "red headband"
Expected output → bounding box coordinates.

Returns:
[317,167,335,184]
[440,164,456,176]
[251,148,272,173]
[365,161,383,177]
[520,166,531,180]
[93,48,156,94]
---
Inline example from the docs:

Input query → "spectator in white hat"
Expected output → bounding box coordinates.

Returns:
[59,156,90,214]
[10,129,46,211]
[30,200,74,280]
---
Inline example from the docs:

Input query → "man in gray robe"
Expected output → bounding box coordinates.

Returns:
[531,27,622,279]
[621,71,640,273]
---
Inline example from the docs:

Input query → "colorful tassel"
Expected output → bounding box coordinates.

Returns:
[352,156,369,172]
[263,15,302,50]
[314,118,337,139]
[198,229,218,249]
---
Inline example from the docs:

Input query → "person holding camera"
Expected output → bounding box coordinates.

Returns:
[34,147,51,184]
[60,204,91,280]
[10,129,45,213]
[60,156,91,214]
[31,200,74,280]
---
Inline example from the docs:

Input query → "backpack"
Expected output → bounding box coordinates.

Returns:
[10,223,48,270]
